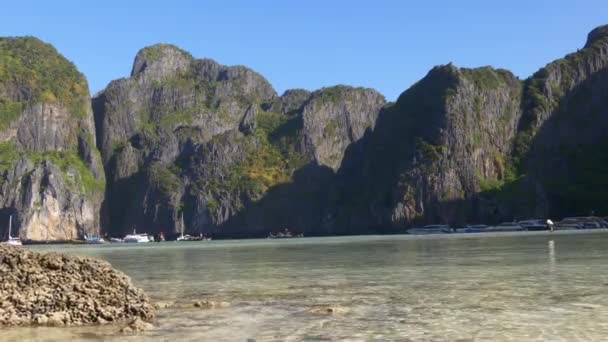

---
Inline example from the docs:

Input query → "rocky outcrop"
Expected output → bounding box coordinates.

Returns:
[92,25,608,235]
[301,86,385,171]
[93,44,280,236]
[327,25,608,229]
[273,88,311,115]
[513,24,608,217]
[0,37,105,241]
[330,65,522,230]
[393,66,522,224]
[0,245,154,326]
[0,158,99,241]
[93,43,384,237]
[5,25,606,239]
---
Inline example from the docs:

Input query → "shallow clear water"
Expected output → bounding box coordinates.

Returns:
[5,231,608,341]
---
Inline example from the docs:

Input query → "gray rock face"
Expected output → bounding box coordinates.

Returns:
[0,245,155,326]
[324,25,608,230]
[518,30,608,140]
[94,25,608,235]
[397,66,522,224]
[301,86,385,171]
[516,27,608,217]
[585,24,608,48]
[0,158,99,241]
[3,24,601,239]
[279,89,311,115]
[131,43,192,81]
[0,37,105,242]
[15,103,71,151]
[94,44,282,235]
[239,104,257,134]
[94,43,387,236]
[187,130,252,232]
[331,65,522,229]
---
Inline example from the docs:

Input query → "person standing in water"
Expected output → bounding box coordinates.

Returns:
[546,219,555,232]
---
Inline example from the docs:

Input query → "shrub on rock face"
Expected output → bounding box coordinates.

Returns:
[0,245,155,326]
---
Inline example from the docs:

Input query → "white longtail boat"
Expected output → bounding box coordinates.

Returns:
[124,228,151,243]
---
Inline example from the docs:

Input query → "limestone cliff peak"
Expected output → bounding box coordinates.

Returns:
[585,24,608,48]
[131,43,193,79]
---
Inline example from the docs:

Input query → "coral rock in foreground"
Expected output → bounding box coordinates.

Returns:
[0,245,154,326]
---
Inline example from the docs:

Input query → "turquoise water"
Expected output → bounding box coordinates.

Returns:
[5,231,608,341]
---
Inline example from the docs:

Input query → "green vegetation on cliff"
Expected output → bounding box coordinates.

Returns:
[0,37,89,122]
[0,36,104,196]
[0,141,103,195]
[231,111,307,195]
[30,150,105,195]
[138,43,193,63]
[515,29,608,169]
[0,141,19,171]
[460,67,520,91]
[0,99,24,131]
[149,163,182,197]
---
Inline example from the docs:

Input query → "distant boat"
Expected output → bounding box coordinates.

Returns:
[518,219,548,231]
[407,225,452,235]
[267,228,303,239]
[84,227,105,244]
[124,228,151,243]
[109,237,124,243]
[84,236,105,244]
[174,214,210,241]
[5,215,22,246]
[485,222,525,232]
[454,224,489,233]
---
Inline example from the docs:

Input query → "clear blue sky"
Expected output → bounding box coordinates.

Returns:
[2,1,607,100]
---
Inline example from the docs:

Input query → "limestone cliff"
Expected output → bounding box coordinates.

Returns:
[94,25,608,236]
[5,25,608,239]
[329,65,522,230]
[0,37,105,241]
[512,24,608,217]
[93,44,384,236]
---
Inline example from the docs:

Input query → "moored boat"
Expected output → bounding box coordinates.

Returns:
[485,222,525,232]
[124,229,151,243]
[456,224,489,233]
[267,229,303,239]
[518,219,548,231]
[407,225,452,235]
[84,226,105,244]
[84,236,105,244]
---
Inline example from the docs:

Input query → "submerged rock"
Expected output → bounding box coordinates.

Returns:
[153,300,175,309]
[0,245,155,327]
[119,317,155,333]
[307,305,351,316]
[192,299,230,309]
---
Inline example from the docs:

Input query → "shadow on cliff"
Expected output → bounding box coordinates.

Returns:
[348,63,608,225]
[102,171,143,237]
[103,168,185,237]
[324,69,464,230]
[518,67,608,218]
[221,70,473,236]
[219,162,335,238]
[0,207,19,239]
